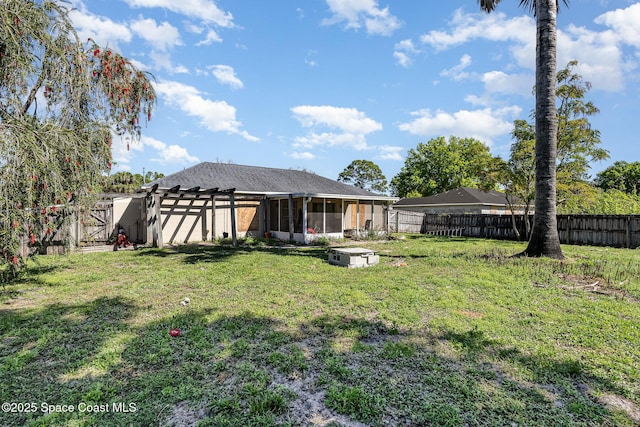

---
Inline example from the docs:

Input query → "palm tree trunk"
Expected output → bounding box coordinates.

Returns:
[522,0,564,259]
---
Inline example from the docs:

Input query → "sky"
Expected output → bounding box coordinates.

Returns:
[67,0,640,190]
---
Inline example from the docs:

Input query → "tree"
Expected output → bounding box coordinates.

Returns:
[144,170,165,184]
[101,170,165,193]
[555,60,609,186]
[595,161,640,194]
[502,63,608,239]
[391,136,500,198]
[558,184,640,214]
[479,0,569,259]
[502,120,536,240]
[1,0,155,279]
[338,160,388,193]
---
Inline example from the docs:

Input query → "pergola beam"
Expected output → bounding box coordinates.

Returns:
[143,185,237,247]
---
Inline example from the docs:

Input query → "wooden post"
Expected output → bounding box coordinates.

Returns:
[69,210,78,250]
[146,194,154,247]
[229,192,237,247]
[371,200,375,229]
[211,195,216,240]
[154,194,163,248]
[341,199,345,235]
[145,193,163,248]
[262,198,268,236]
[302,197,309,243]
[627,215,632,249]
[323,198,327,234]
[288,194,294,241]
[201,199,208,241]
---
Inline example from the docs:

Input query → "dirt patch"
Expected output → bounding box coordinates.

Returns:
[159,401,208,427]
[558,273,639,302]
[273,374,369,427]
[599,394,640,423]
[459,310,484,319]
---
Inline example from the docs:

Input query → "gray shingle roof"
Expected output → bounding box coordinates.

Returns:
[395,187,514,207]
[141,162,394,199]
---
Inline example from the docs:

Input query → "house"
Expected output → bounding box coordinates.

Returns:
[393,187,524,215]
[117,162,397,246]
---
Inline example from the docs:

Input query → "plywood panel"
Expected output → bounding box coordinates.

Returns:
[238,206,259,231]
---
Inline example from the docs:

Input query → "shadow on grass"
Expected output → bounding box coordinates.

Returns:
[1,264,62,295]
[0,296,138,426]
[2,299,637,427]
[134,243,330,265]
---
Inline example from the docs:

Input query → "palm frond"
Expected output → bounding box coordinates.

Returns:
[478,0,502,12]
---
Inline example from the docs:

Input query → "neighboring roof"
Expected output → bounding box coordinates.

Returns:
[394,187,516,207]
[140,162,397,201]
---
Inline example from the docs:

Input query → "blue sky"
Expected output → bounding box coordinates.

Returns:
[68,0,640,188]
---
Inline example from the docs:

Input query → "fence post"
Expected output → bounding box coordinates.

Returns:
[627,215,632,249]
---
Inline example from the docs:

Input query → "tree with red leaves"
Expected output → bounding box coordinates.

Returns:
[0,0,156,281]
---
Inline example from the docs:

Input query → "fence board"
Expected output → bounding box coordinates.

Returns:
[393,210,640,249]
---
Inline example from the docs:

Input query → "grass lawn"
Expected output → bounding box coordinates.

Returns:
[1,236,639,426]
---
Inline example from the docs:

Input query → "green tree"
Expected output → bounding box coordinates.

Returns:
[1,0,155,279]
[503,62,608,223]
[555,60,609,186]
[391,136,499,198]
[479,0,569,259]
[502,120,536,240]
[338,160,388,194]
[101,170,165,193]
[558,185,640,214]
[595,161,640,194]
[144,170,165,184]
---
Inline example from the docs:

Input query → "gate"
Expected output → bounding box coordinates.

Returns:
[80,202,114,245]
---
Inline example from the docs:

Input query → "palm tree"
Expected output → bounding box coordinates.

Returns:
[478,0,568,259]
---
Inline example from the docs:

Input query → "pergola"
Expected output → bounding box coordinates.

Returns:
[144,183,238,247]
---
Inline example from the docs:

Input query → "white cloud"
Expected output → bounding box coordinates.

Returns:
[292,105,382,134]
[322,0,402,36]
[393,39,420,67]
[376,145,403,161]
[595,3,640,49]
[123,0,234,27]
[156,80,259,141]
[141,136,199,164]
[291,105,382,152]
[440,54,473,81]
[110,134,198,168]
[480,70,533,97]
[420,7,639,93]
[149,52,188,73]
[420,9,534,52]
[110,135,142,169]
[290,151,316,160]
[68,7,132,49]
[210,65,244,89]
[293,132,370,151]
[196,30,223,45]
[130,18,182,51]
[397,106,521,146]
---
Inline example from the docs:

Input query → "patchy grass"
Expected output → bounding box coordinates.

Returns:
[1,237,639,426]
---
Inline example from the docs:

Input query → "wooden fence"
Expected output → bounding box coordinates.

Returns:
[392,210,640,249]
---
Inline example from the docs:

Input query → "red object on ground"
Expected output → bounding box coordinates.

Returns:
[169,328,181,337]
